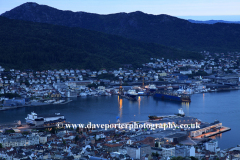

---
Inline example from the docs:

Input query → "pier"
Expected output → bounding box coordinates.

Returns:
[194,126,231,139]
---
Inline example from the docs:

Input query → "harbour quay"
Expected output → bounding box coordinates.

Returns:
[84,114,232,146]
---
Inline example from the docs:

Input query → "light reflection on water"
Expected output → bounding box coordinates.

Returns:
[209,133,222,139]
[118,96,123,118]
[138,96,141,115]
[181,102,189,115]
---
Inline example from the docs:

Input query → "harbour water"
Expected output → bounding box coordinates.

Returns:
[1,90,240,149]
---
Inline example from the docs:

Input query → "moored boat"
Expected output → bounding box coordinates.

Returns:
[149,84,157,92]
[153,91,191,102]
[148,115,163,120]
[125,89,138,100]
[175,108,185,117]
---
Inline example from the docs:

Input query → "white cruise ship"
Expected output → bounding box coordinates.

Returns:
[25,111,65,125]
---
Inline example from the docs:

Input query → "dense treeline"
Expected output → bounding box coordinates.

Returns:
[0,16,201,70]
[0,93,21,99]
[2,2,240,52]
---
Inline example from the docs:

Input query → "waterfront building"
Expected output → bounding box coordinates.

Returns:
[190,121,222,137]
[205,140,220,152]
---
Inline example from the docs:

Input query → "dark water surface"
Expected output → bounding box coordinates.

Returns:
[1,90,240,149]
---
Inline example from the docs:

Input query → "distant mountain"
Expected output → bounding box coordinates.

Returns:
[2,2,240,52]
[188,19,240,24]
[0,16,201,70]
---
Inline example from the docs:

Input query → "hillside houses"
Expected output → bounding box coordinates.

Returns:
[0,51,240,105]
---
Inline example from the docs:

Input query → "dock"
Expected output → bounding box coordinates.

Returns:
[194,126,231,139]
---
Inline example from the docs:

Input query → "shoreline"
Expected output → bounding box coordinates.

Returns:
[1,88,239,111]
[0,100,73,111]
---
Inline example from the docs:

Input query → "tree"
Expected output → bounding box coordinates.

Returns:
[50,127,57,134]
[0,93,20,99]
[75,135,79,143]
[5,129,15,133]
[87,83,97,88]
[171,156,184,160]
[99,82,105,86]
[190,156,198,160]
[62,139,66,145]
[25,81,30,86]
[76,126,80,133]
[22,131,29,135]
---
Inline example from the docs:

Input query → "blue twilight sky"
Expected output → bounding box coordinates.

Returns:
[0,0,240,21]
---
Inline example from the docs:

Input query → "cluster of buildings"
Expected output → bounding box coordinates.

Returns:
[0,51,240,159]
[145,51,240,75]
[0,116,237,160]
[1,51,240,107]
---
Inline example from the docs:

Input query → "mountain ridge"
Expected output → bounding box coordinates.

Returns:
[3,2,240,52]
[0,16,201,70]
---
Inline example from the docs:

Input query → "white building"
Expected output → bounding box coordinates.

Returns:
[162,146,175,157]
[190,146,195,157]
[205,140,219,152]
[180,70,192,75]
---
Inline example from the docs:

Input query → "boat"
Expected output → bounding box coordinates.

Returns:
[59,100,65,103]
[175,108,185,117]
[103,92,111,96]
[210,89,218,92]
[138,91,145,95]
[148,108,184,120]
[125,89,138,99]
[25,111,65,125]
[153,91,191,102]
[157,85,166,90]
[194,90,200,94]
[148,84,157,92]
[80,92,87,97]
[148,115,163,120]
[176,88,185,94]
[167,85,173,90]
[53,101,61,104]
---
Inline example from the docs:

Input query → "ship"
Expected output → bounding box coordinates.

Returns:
[148,84,157,92]
[148,108,185,120]
[25,111,65,125]
[175,108,185,117]
[125,89,138,100]
[153,91,191,102]
[148,115,163,120]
